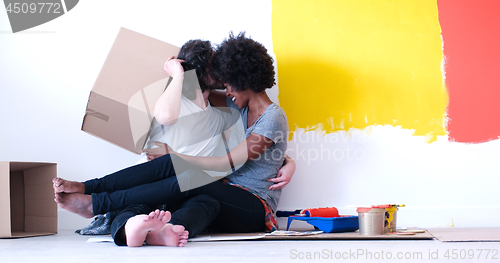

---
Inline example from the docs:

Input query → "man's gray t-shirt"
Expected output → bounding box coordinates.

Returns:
[225,97,288,213]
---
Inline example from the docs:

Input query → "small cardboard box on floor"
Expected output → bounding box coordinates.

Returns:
[0,162,57,238]
[82,27,180,154]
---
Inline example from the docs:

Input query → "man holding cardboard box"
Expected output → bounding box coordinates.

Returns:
[57,38,235,246]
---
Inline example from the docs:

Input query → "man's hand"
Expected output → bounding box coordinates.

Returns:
[268,156,296,190]
[163,56,185,77]
[142,142,173,161]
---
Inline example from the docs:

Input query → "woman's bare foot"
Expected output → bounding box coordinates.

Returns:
[54,192,94,218]
[52,177,85,194]
[124,210,172,247]
[146,222,189,247]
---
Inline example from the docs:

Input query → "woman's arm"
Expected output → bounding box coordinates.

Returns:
[268,155,296,190]
[174,132,273,172]
[153,56,184,126]
[208,90,228,107]
[144,132,274,172]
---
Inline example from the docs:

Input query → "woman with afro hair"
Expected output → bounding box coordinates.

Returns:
[166,31,290,235]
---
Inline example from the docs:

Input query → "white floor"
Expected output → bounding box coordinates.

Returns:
[1,230,499,263]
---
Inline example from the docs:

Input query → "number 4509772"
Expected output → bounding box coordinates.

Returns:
[6,2,62,14]
[444,249,498,260]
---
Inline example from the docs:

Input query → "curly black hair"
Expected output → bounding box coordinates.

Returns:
[211,32,275,93]
[177,39,213,94]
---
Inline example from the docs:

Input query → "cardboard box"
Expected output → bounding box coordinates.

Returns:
[0,162,57,238]
[82,27,181,154]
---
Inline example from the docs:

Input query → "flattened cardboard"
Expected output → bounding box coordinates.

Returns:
[427,227,500,242]
[187,231,434,242]
[0,161,58,238]
[82,27,180,154]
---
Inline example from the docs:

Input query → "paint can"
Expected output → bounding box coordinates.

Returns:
[371,204,399,233]
[356,207,385,235]
[384,206,398,233]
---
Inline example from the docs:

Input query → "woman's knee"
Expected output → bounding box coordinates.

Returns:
[186,194,220,214]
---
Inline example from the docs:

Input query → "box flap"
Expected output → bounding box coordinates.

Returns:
[7,231,57,238]
[24,164,58,233]
[10,170,25,233]
[90,28,178,103]
[8,162,55,171]
[0,162,11,237]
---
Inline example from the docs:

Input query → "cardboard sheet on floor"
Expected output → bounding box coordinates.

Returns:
[86,230,433,243]
[426,228,500,242]
[188,230,433,242]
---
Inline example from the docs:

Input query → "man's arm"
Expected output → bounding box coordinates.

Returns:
[154,57,184,126]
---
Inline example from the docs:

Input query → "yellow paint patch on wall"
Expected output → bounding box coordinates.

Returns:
[272,0,448,142]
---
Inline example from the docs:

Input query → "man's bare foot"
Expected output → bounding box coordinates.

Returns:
[53,177,85,194]
[54,192,94,218]
[146,222,189,247]
[124,210,172,247]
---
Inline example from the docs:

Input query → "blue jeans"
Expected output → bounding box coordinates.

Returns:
[83,154,266,234]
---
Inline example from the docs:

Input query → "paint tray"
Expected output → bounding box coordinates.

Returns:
[286,215,359,233]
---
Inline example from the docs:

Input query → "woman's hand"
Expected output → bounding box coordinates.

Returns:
[268,155,296,190]
[142,142,173,161]
[163,56,185,77]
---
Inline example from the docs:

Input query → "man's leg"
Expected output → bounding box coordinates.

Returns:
[89,160,216,215]
[56,160,265,231]
[83,154,179,194]
[54,154,209,216]
[53,154,187,195]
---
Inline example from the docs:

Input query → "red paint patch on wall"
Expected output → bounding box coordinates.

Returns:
[438,0,500,143]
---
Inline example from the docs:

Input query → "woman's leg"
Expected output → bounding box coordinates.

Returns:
[193,182,266,233]
[112,205,188,247]
[168,194,220,238]
[92,169,266,233]
[112,204,153,246]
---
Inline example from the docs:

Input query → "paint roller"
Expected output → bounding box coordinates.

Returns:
[276,207,339,217]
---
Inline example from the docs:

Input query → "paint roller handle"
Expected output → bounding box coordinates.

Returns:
[276,210,303,217]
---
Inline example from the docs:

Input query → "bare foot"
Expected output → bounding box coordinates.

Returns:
[124,210,172,247]
[146,222,189,247]
[54,192,94,218]
[53,177,85,194]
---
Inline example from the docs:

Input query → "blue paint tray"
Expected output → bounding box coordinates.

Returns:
[286,215,359,233]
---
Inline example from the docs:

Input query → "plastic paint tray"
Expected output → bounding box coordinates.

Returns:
[286,215,359,233]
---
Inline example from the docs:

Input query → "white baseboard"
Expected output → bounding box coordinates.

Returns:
[58,206,500,231]
[57,209,93,230]
[277,206,500,230]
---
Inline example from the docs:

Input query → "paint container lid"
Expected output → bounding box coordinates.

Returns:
[356,207,385,213]
[372,204,391,209]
